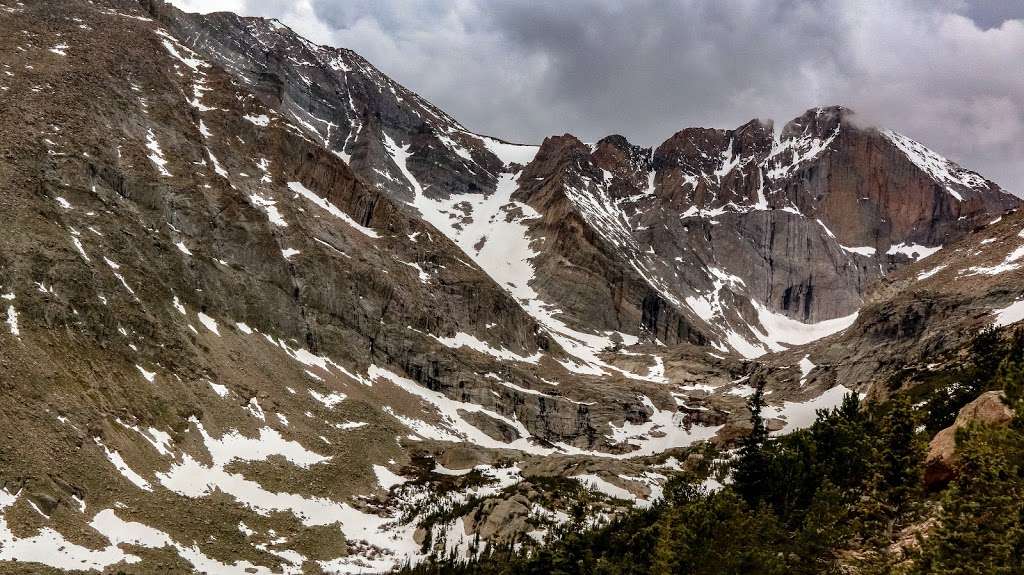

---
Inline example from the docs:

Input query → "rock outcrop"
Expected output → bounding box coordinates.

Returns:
[924,390,1015,487]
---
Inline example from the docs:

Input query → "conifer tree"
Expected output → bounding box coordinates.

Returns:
[732,374,769,506]
[913,424,1024,575]
[877,395,924,515]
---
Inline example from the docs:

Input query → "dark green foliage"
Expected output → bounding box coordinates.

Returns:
[397,328,1024,575]
[923,327,1007,434]
[911,330,1024,574]
[877,395,924,513]
[809,393,876,492]
[997,330,1024,424]
[912,423,1024,575]
[730,375,770,506]
[652,488,789,575]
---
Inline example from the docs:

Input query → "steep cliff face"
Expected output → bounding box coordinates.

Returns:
[765,208,1024,399]
[498,107,1015,357]
[144,3,1018,361]
[652,119,774,211]
[509,134,709,347]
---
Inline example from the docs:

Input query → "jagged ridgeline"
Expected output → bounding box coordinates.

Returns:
[0,0,1022,573]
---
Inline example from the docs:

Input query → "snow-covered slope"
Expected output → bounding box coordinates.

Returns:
[157,8,1018,363]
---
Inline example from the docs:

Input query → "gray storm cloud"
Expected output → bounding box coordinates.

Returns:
[169,0,1024,193]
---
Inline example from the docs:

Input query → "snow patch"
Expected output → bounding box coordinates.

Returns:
[478,135,539,167]
[5,305,18,336]
[993,299,1024,328]
[840,244,876,257]
[287,181,379,238]
[96,439,152,490]
[917,264,948,281]
[768,385,859,435]
[432,332,541,364]
[373,465,407,490]
[309,389,346,408]
[197,312,220,335]
[208,380,229,397]
[156,30,207,71]
[962,244,1024,276]
[0,490,138,571]
[145,129,171,177]
[605,395,723,457]
[882,129,989,201]
[249,193,287,227]
[154,418,417,571]
[572,474,637,503]
[243,114,270,127]
[136,365,156,383]
[91,508,275,574]
[748,301,857,355]
[887,242,942,260]
[798,355,815,385]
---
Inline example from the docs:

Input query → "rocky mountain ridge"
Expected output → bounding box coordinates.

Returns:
[149,2,1017,360]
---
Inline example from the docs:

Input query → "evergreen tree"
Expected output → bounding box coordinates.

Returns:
[913,424,1024,575]
[652,489,789,575]
[796,479,850,570]
[876,395,924,515]
[912,330,1024,574]
[809,393,874,492]
[997,329,1024,424]
[924,327,1005,434]
[732,375,769,506]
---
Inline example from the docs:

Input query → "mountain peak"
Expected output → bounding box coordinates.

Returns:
[594,134,637,152]
[534,133,591,160]
[780,105,853,140]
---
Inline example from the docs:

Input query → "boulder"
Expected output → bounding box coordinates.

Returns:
[924,390,1014,487]
[465,494,533,543]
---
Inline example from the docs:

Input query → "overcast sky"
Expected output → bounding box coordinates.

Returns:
[168,0,1024,193]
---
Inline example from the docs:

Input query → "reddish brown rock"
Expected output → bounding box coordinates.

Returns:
[924,390,1014,487]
